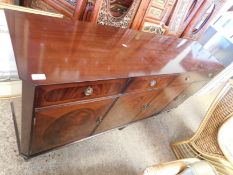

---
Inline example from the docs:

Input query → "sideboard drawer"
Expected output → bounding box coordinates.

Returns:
[125,75,176,93]
[36,79,127,107]
[170,71,216,86]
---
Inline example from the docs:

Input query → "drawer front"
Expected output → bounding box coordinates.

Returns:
[125,75,176,93]
[170,71,217,86]
[36,79,127,107]
[31,98,114,154]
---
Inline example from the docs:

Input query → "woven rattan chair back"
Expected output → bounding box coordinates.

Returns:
[171,79,233,175]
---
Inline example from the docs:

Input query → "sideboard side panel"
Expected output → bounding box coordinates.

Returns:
[20,81,35,156]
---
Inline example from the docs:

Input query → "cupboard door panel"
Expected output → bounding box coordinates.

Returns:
[167,0,205,37]
[93,90,161,134]
[30,0,75,17]
[31,98,114,154]
[135,0,177,34]
[136,84,189,120]
[182,0,226,39]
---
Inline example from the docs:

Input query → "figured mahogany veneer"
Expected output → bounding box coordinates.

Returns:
[31,98,114,154]
[125,75,176,93]
[6,10,224,158]
[5,10,223,85]
[36,79,127,107]
[94,90,161,134]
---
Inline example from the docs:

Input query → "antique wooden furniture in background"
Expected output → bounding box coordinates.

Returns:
[23,0,141,26]
[172,79,233,175]
[5,9,224,158]
[0,0,14,4]
[167,0,206,37]
[133,0,226,37]
[131,0,178,34]
[181,0,226,39]
[92,0,141,28]
[21,0,227,38]
[0,2,63,17]
[22,0,95,20]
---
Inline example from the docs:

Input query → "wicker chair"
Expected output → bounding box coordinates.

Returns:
[171,79,233,175]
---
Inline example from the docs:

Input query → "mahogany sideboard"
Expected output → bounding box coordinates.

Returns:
[5,9,224,158]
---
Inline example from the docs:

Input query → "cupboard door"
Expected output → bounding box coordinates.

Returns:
[167,0,205,37]
[93,90,161,134]
[31,98,114,154]
[136,84,189,120]
[135,0,177,34]
[181,0,226,40]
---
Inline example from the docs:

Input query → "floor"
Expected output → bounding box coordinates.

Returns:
[0,82,223,175]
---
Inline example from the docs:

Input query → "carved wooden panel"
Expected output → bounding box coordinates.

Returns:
[31,98,114,154]
[96,0,141,28]
[36,79,127,107]
[136,0,177,34]
[141,21,166,34]
[152,0,166,8]
[30,0,61,14]
[147,6,163,19]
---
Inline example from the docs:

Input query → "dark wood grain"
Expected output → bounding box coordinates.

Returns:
[136,84,189,120]
[125,75,176,93]
[93,90,161,134]
[36,78,127,107]
[130,0,150,30]
[5,9,225,158]
[5,9,223,86]
[31,98,114,154]
[20,81,35,156]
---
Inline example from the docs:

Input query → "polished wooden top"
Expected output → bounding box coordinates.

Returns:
[4,10,223,85]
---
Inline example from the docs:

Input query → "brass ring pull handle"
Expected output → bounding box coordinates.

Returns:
[150,80,157,87]
[84,86,93,96]
[192,4,215,34]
